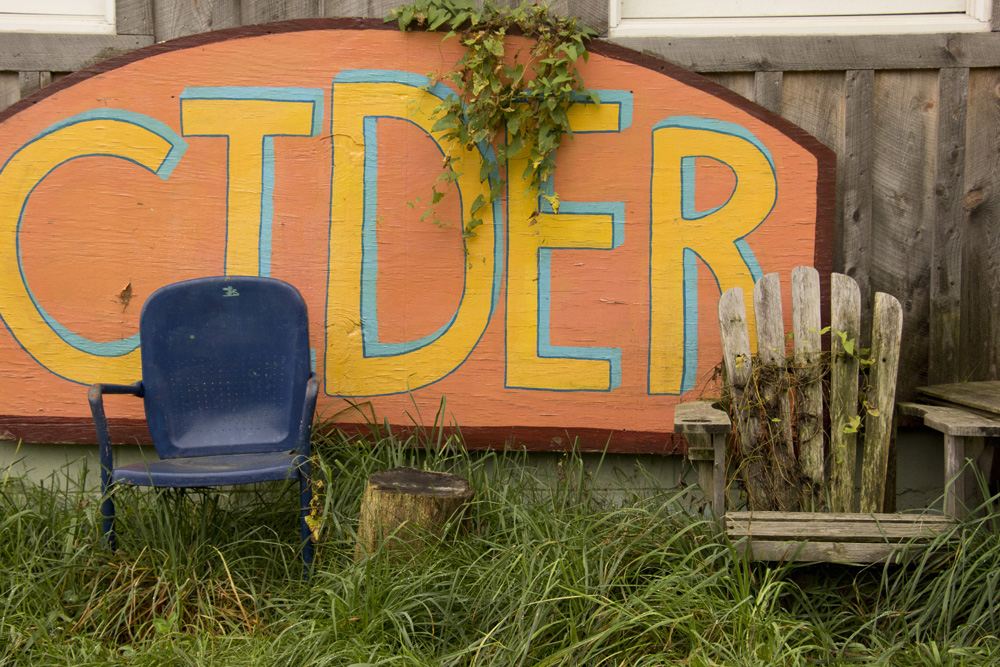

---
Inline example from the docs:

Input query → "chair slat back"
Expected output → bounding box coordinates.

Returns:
[139,276,312,459]
[829,273,862,512]
[717,269,903,512]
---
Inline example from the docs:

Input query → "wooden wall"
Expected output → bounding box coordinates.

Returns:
[2,0,998,401]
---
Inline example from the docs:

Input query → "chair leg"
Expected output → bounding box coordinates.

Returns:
[299,467,314,577]
[101,481,117,552]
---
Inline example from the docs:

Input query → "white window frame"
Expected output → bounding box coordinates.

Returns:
[609,0,993,37]
[0,0,116,35]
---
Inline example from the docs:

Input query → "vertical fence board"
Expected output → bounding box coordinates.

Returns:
[703,72,756,101]
[154,0,241,41]
[754,71,783,114]
[871,69,938,398]
[928,67,969,385]
[0,72,18,113]
[961,68,1000,382]
[841,70,875,341]
[116,0,155,35]
[242,0,323,24]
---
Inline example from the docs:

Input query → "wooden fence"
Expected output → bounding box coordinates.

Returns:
[1,0,998,401]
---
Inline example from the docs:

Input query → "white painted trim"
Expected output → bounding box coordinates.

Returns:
[0,0,115,34]
[609,0,622,29]
[622,0,966,19]
[609,13,992,37]
[968,0,993,21]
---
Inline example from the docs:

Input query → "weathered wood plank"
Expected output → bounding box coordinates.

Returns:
[929,67,969,385]
[0,34,153,72]
[17,72,47,99]
[753,71,783,114]
[702,72,755,101]
[116,0,155,35]
[241,0,323,24]
[871,69,937,400]
[899,401,1000,436]
[860,292,903,513]
[961,68,1000,383]
[829,273,861,512]
[0,73,18,113]
[782,73,846,276]
[728,510,954,524]
[840,70,874,337]
[153,0,240,41]
[791,266,824,503]
[735,540,931,564]
[918,380,1000,416]
[608,32,1000,72]
[674,401,732,435]
[729,518,955,541]
[753,274,798,511]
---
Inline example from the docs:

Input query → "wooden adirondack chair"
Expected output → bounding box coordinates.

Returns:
[675,266,957,563]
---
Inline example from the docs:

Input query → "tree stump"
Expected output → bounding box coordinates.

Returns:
[355,467,474,559]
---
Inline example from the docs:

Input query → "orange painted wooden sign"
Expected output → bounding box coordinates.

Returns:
[0,20,833,452]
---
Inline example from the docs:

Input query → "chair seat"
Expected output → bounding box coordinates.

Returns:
[113,450,302,487]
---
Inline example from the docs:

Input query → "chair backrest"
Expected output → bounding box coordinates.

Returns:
[139,276,312,459]
[718,266,902,513]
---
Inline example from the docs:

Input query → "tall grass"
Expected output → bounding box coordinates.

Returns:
[3,420,1000,666]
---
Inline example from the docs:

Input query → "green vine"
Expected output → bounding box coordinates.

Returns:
[387,0,598,234]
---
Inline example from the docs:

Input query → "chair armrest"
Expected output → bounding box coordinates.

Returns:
[296,374,320,459]
[88,382,143,478]
[898,402,1000,437]
[674,401,732,435]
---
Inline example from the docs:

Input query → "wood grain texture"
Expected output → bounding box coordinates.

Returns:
[702,72,755,101]
[116,0,155,35]
[241,0,323,24]
[0,34,154,71]
[608,32,1000,72]
[899,401,1000,437]
[840,70,874,338]
[961,68,1000,382]
[782,71,845,304]
[791,266,824,496]
[0,73,18,114]
[17,72,49,99]
[674,401,732,435]
[928,67,969,385]
[153,0,240,41]
[829,273,861,512]
[918,380,1000,416]
[860,292,903,513]
[753,71,783,114]
[871,69,937,399]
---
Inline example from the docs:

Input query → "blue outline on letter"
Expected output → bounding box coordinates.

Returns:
[9,109,187,362]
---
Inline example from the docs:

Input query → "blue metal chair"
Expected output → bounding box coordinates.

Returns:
[88,276,319,568]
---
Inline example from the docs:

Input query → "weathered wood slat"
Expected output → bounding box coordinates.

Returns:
[703,72,755,101]
[754,274,798,511]
[791,266,824,502]
[609,33,1000,72]
[674,401,732,434]
[860,292,904,513]
[241,0,323,24]
[728,510,954,524]
[929,67,969,385]
[729,516,954,541]
[736,540,931,564]
[116,0,155,35]
[0,34,153,72]
[872,70,937,399]
[0,73,18,114]
[153,0,240,41]
[753,71,783,113]
[829,273,861,512]
[18,71,50,99]
[961,68,1000,383]
[899,401,1000,436]
[840,70,874,338]
[918,381,1000,417]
